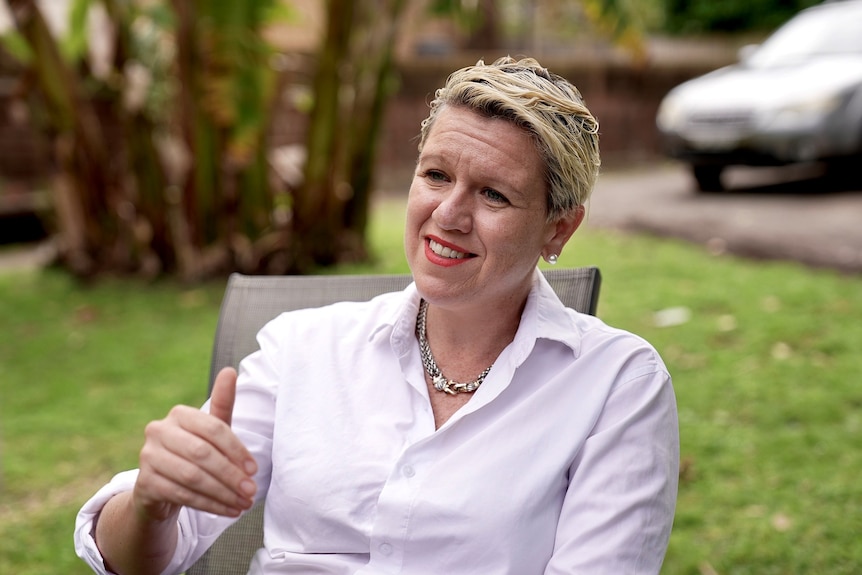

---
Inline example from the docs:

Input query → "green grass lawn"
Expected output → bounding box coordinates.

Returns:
[2,197,861,574]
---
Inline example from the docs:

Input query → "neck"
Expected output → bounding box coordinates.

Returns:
[427,301,523,349]
[418,293,527,385]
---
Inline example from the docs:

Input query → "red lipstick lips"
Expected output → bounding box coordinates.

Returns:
[425,236,475,267]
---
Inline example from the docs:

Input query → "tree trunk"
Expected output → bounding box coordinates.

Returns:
[7,0,114,276]
[342,0,408,257]
[291,0,409,271]
[290,0,356,271]
[6,0,409,279]
[466,0,500,50]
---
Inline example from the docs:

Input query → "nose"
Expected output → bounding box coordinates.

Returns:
[432,186,473,233]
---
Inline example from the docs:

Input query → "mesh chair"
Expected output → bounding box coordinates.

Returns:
[188,267,601,575]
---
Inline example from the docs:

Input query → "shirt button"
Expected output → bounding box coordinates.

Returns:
[403,465,416,478]
[379,542,393,556]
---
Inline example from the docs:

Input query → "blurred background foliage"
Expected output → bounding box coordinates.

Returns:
[1,0,410,280]
[662,0,822,34]
[0,0,816,282]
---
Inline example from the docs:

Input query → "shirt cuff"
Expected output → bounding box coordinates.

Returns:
[73,469,186,575]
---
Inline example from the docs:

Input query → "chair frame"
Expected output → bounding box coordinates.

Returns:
[188,266,601,575]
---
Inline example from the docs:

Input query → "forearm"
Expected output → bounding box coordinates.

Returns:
[94,491,179,575]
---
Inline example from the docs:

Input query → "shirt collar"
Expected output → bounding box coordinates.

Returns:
[371,282,420,357]
[499,270,581,371]
[374,270,581,360]
[530,269,582,357]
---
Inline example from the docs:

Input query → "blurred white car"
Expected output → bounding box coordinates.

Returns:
[656,0,862,191]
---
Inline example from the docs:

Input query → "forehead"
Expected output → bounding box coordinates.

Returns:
[421,106,544,187]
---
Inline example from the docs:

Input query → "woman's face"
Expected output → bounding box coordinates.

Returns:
[405,105,582,312]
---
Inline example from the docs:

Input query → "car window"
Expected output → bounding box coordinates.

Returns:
[749,4,862,68]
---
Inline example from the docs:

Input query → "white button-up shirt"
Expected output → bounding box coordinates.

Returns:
[75,271,679,574]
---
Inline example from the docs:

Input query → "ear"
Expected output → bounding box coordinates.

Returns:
[542,205,585,261]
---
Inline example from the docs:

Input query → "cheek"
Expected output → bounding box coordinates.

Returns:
[491,215,534,241]
[404,196,421,236]
[404,188,430,250]
[484,219,547,263]
[405,184,436,228]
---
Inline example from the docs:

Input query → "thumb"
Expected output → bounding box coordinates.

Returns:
[209,367,238,426]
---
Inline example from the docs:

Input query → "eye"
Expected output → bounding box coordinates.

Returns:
[423,169,449,183]
[482,188,510,204]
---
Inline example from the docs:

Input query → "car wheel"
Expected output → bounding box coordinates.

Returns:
[825,157,862,189]
[692,165,725,192]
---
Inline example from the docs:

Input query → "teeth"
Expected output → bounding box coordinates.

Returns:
[429,239,466,259]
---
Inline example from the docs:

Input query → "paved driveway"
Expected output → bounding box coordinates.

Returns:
[587,161,862,274]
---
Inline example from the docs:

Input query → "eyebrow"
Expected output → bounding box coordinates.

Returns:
[420,151,538,205]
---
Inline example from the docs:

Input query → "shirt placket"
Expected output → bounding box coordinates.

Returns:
[360,437,438,574]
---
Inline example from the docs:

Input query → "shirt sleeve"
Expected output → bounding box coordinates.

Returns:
[74,470,142,575]
[73,467,244,575]
[73,316,283,574]
[545,355,680,574]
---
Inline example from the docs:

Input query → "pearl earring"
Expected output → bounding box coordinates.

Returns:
[546,254,558,265]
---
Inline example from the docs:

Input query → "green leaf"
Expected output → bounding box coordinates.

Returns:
[62,0,94,61]
[0,32,34,64]
[264,1,299,26]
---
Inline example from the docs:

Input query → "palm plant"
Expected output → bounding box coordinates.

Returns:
[3,0,407,279]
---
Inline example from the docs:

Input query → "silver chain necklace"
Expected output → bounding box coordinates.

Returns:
[416,299,493,395]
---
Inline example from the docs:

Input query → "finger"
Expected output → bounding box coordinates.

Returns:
[140,421,257,512]
[150,410,256,487]
[136,456,253,518]
[209,367,237,426]
[203,369,258,475]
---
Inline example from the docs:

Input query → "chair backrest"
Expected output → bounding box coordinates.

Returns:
[189,267,601,575]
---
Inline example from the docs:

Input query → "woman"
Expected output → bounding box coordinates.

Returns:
[75,57,679,574]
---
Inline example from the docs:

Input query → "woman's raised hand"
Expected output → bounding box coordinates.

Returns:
[132,367,258,522]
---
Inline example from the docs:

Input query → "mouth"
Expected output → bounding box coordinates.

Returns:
[428,238,474,260]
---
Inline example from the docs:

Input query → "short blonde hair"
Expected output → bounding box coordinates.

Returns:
[419,56,600,221]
